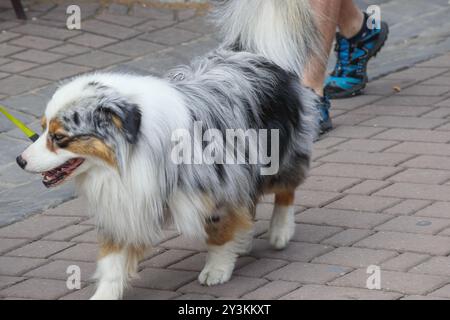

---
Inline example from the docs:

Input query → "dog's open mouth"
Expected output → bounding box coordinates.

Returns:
[42,158,85,188]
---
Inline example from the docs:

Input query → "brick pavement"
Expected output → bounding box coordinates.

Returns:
[1,0,450,300]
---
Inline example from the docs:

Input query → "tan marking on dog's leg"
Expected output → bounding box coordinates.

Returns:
[91,239,147,300]
[269,191,296,250]
[199,207,254,286]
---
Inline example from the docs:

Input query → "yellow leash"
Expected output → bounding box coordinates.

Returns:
[0,105,39,142]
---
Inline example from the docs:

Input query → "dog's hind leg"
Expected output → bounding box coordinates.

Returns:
[268,191,296,250]
[90,240,146,300]
[199,207,254,286]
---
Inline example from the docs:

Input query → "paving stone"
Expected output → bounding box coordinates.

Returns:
[331,95,383,110]
[322,151,413,166]
[376,182,450,201]
[43,198,88,218]
[355,231,450,256]
[123,287,180,300]
[65,50,128,68]
[22,62,91,81]
[141,27,201,46]
[374,129,450,143]
[96,13,146,27]
[327,126,386,139]
[140,250,195,269]
[390,169,450,185]
[0,31,20,43]
[0,215,81,239]
[402,295,448,300]
[68,33,117,48]
[0,278,71,300]
[321,229,374,247]
[6,240,74,259]
[326,195,401,212]
[293,190,342,208]
[398,85,450,96]
[49,44,90,56]
[333,139,399,152]
[430,285,450,298]
[82,20,141,40]
[364,79,416,96]
[281,284,402,300]
[242,281,300,300]
[289,224,343,244]
[362,116,447,129]
[402,155,450,171]
[0,72,9,79]
[0,256,47,276]
[11,49,64,64]
[410,257,450,277]
[416,202,450,219]
[422,108,450,118]
[310,163,402,180]
[66,229,97,244]
[333,113,373,126]
[103,39,165,57]
[0,238,28,255]
[314,137,347,149]
[386,142,450,156]
[44,225,93,241]
[384,200,432,216]
[344,180,392,195]
[266,262,351,284]
[381,253,430,272]
[50,243,98,262]
[355,105,433,117]
[300,176,360,193]
[178,276,267,298]
[176,17,215,34]
[0,60,37,73]
[0,43,25,57]
[297,208,392,229]
[235,259,289,278]
[133,268,197,291]
[385,67,446,81]
[169,252,254,272]
[9,36,62,50]
[330,269,447,295]
[250,239,332,263]
[0,75,49,95]
[0,276,24,290]
[174,293,216,300]
[313,247,398,269]
[25,259,96,283]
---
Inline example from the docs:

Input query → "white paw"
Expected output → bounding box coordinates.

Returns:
[269,209,295,250]
[90,291,120,300]
[198,263,233,286]
[90,282,122,300]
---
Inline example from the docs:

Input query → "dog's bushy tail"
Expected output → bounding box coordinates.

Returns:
[212,0,322,77]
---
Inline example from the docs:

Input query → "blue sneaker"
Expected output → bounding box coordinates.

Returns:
[317,96,333,135]
[325,15,389,99]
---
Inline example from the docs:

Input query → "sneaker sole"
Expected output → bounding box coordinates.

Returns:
[327,23,390,100]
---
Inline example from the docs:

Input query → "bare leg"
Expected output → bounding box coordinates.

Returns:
[303,0,343,96]
[338,0,365,39]
[91,240,146,300]
[269,191,296,250]
[199,208,254,286]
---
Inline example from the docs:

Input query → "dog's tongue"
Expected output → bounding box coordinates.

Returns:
[42,158,84,188]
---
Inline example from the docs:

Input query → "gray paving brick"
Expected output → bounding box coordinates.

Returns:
[22,62,91,81]
[242,281,300,300]
[82,20,141,40]
[313,247,398,269]
[321,229,374,247]
[381,253,430,272]
[398,85,450,96]
[330,269,447,295]
[0,238,28,255]
[375,216,450,235]
[68,33,117,48]
[384,200,432,216]
[415,202,450,219]
[375,183,450,201]
[374,129,450,143]
[402,155,450,171]
[326,195,401,213]
[0,256,47,276]
[49,44,90,56]
[385,67,446,81]
[44,225,93,241]
[250,239,332,263]
[103,39,165,57]
[133,268,197,291]
[344,180,392,195]
[65,50,128,68]
[310,163,402,180]
[25,259,96,282]
[169,252,254,272]
[281,285,402,300]
[141,250,195,269]
[0,75,49,95]
[355,231,450,256]
[386,142,450,156]
[6,240,74,259]
[390,169,450,185]
[0,60,37,73]
[289,224,343,244]
[175,293,215,300]
[0,43,25,57]
[299,176,360,193]
[327,126,386,139]
[96,13,146,27]
[333,139,399,153]
[0,276,24,290]
[9,36,62,50]
[178,276,267,298]
[430,285,450,298]
[141,27,201,46]
[297,208,392,229]
[294,190,342,208]
[355,105,433,117]
[266,262,351,284]
[362,116,447,129]
[51,243,98,262]
[331,95,383,110]
[11,49,64,64]
[0,278,71,300]
[235,259,289,278]
[410,257,450,277]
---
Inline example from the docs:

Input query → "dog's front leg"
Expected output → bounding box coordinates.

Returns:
[91,240,145,300]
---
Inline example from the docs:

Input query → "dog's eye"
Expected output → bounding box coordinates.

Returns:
[53,134,67,142]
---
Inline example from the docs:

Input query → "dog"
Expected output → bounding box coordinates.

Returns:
[17,0,321,300]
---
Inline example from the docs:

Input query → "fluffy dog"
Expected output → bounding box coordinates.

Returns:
[17,0,320,300]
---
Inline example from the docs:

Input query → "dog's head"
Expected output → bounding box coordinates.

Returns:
[17,77,142,188]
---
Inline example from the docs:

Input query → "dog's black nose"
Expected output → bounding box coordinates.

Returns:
[16,155,27,169]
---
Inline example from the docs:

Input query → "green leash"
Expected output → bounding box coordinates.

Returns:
[0,105,39,142]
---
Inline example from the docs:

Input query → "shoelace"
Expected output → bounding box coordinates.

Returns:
[333,36,352,77]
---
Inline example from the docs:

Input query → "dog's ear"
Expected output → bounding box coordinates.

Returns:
[95,102,142,144]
